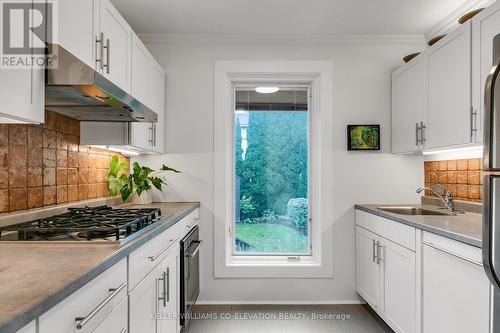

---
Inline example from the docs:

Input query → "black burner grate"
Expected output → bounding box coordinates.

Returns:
[0,206,162,241]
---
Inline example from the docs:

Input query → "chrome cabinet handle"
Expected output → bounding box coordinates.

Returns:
[420,121,426,144]
[166,267,170,302]
[148,125,154,143]
[415,123,421,146]
[470,107,478,137]
[75,283,126,330]
[153,124,157,147]
[96,32,104,69]
[372,239,377,263]
[148,239,176,262]
[158,270,167,307]
[102,38,110,74]
[422,241,482,267]
[376,242,383,265]
[119,329,127,333]
[185,240,203,258]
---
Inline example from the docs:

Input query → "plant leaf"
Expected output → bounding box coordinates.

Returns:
[160,164,181,173]
[108,155,128,177]
[150,177,164,190]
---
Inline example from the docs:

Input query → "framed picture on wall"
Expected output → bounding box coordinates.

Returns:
[347,125,380,151]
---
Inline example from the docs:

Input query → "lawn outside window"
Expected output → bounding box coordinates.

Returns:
[213,61,334,278]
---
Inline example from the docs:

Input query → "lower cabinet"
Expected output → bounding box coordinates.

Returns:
[129,247,179,333]
[356,210,490,333]
[421,233,489,333]
[355,225,416,333]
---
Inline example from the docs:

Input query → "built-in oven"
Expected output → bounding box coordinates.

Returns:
[180,225,202,330]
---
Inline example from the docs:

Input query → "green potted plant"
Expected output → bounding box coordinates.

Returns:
[108,156,180,204]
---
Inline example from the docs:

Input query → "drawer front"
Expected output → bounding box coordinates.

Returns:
[422,231,482,264]
[129,223,180,291]
[39,259,127,333]
[356,210,416,251]
[92,297,128,333]
[179,208,200,239]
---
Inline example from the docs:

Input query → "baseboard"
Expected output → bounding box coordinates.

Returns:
[196,300,363,305]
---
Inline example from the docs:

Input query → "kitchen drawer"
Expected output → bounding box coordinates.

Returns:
[421,231,482,264]
[129,223,179,291]
[356,210,416,251]
[17,320,35,333]
[92,297,128,333]
[39,258,127,333]
[179,208,200,239]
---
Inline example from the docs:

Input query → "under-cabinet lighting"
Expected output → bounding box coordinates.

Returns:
[255,86,279,94]
[422,145,483,159]
[90,145,141,156]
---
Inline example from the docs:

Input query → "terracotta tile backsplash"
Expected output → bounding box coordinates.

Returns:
[0,111,129,213]
[424,158,483,203]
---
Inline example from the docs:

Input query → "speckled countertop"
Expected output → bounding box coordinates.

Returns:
[355,204,482,248]
[0,202,200,333]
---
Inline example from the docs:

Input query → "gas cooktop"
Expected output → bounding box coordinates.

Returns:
[0,205,170,242]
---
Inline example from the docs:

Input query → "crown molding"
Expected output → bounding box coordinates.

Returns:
[425,0,495,41]
[138,33,425,46]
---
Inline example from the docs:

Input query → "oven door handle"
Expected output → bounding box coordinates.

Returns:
[185,240,203,258]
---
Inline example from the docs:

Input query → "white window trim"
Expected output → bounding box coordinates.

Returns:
[214,61,334,278]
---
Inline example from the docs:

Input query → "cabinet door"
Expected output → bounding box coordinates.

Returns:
[427,22,472,149]
[150,61,166,153]
[421,243,489,333]
[57,0,95,69]
[379,238,416,333]
[0,0,44,124]
[130,32,153,151]
[355,226,380,310]
[472,1,500,144]
[157,250,179,333]
[92,297,128,333]
[17,320,36,333]
[392,56,427,153]
[129,265,159,333]
[98,0,131,92]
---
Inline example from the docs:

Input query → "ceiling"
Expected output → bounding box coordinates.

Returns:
[111,0,471,35]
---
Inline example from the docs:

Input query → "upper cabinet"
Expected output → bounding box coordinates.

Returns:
[392,11,494,153]
[97,0,132,92]
[0,0,44,124]
[392,56,428,154]
[472,1,500,144]
[426,22,472,149]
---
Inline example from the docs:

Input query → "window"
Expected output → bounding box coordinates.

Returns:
[233,87,310,255]
[213,61,333,278]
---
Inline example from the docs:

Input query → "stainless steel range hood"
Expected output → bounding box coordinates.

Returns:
[45,45,157,123]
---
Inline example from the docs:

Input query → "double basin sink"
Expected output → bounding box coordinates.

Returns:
[377,207,461,216]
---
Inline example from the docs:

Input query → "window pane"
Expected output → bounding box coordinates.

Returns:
[234,90,309,254]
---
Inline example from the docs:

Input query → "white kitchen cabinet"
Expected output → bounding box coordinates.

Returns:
[129,265,158,333]
[426,22,472,149]
[356,211,416,333]
[157,249,179,333]
[92,297,128,333]
[421,233,489,333]
[0,0,44,124]
[129,248,179,333]
[39,259,127,333]
[56,0,95,69]
[130,32,166,153]
[355,226,380,310]
[379,237,416,333]
[96,0,132,92]
[391,55,427,153]
[472,1,500,144]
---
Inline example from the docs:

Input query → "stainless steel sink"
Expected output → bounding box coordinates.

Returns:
[377,207,450,216]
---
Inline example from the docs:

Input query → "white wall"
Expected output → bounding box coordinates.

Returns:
[134,37,425,303]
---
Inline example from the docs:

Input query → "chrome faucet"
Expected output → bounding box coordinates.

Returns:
[416,184,455,212]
